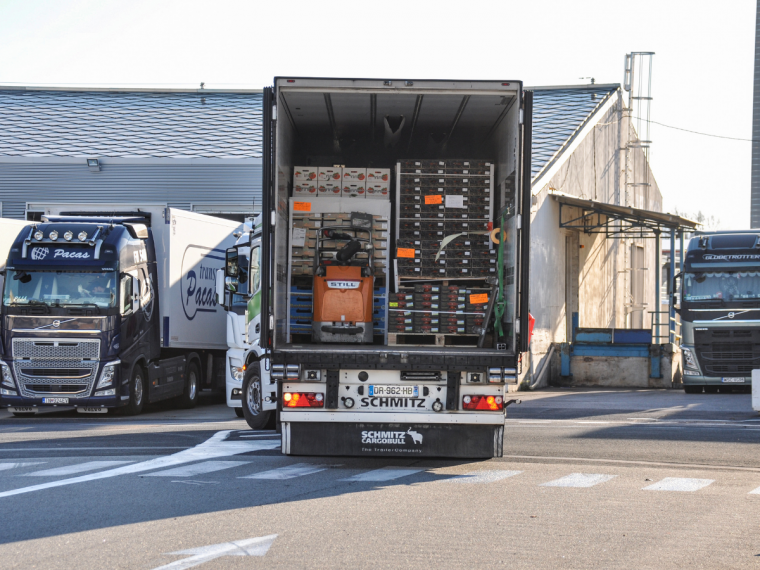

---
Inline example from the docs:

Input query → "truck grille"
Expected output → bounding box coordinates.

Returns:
[12,339,101,398]
[694,329,760,377]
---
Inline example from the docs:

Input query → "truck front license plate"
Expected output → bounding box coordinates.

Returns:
[42,397,69,404]
[369,385,419,398]
[722,378,746,383]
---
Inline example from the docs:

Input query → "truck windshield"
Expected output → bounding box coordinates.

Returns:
[683,271,760,302]
[3,270,118,308]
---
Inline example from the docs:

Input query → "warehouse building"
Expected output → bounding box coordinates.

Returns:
[0,82,680,386]
[0,86,262,221]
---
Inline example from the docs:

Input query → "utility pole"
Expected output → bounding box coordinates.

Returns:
[752,0,760,227]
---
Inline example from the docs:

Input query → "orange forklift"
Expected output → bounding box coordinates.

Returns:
[312,213,375,343]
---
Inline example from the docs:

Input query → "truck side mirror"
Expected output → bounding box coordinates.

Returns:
[225,248,238,277]
[216,269,225,305]
[236,254,250,297]
[225,276,239,293]
[672,272,682,309]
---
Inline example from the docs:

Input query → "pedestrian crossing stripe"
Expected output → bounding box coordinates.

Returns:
[540,473,616,488]
[28,461,133,477]
[642,477,714,492]
[0,462,46,472]
[340,467,425,482]
[144,460,251,477]
[239,463,333,480]
[446,470,523,483]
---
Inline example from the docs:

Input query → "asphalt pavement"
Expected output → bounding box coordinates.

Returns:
[0,388,758,569]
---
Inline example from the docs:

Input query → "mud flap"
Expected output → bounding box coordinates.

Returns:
[282,422,504,458]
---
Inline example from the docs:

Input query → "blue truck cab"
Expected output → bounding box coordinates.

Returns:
[0,209,239,416]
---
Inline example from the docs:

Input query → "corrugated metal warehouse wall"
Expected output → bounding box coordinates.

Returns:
[0,161,262,219]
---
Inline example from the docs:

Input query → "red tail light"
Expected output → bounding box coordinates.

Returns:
[283,392,324,408]
[462,395,503,411]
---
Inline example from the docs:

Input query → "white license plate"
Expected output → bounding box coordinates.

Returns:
[369,385,419,397]
[77,407,107,414]
[722,378,746,383]
[42,397,69,404]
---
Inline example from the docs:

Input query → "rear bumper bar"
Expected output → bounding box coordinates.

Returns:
[282,421,504,458]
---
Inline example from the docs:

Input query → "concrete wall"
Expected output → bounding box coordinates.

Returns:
[527,89,665,385]
[548,344,682,389]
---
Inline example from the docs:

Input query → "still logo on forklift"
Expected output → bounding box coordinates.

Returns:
[361,428,423,445]
[326,280,360,289]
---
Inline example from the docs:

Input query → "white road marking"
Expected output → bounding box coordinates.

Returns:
[540,473,616,488]
[153,534,277,570]
[749,486,760,495]
[27,461,133,477]
[446,470,522,484]
[145,460,250,477]
[0,431,280,498]
[238,435,280,439]
[643,477,714,492]
[0,447,189,451]
[171,480,220,486]
[0,462,46,472]
[240,463,333,480]
[340,467,425,482]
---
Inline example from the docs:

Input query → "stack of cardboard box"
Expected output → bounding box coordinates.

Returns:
[294,166,390,200]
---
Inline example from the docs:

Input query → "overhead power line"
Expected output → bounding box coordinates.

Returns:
[636,117,753,142]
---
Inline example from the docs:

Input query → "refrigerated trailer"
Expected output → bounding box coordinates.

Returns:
[226,77,532,458]
[0,207,239,416]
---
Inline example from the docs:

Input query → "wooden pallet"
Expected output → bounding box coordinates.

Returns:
[388,332,482,347]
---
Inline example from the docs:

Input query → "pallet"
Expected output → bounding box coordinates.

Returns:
[388,332,482,347]
[398,276,492,281]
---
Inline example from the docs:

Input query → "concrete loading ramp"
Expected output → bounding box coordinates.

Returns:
[556,327,682,389]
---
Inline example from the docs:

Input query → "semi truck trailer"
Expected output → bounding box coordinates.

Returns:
[0,207,239,416]
[677,230,760,392]
[223,77,532,458]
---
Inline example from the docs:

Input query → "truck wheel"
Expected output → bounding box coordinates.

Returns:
[177,361,199,409]
[123,365,146,416]
[234,407,244,418]
[683,386,702,394]
[242,362,271,430]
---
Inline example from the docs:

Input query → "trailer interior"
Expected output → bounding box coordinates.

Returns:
[268,79,527,364]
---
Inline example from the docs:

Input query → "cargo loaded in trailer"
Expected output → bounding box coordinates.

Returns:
[0,207,240,416]
[223,78,532,457]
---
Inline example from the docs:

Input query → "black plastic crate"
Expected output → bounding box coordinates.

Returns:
[397,229,446,240]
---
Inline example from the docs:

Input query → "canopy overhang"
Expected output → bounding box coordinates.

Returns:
[552,192,698,238]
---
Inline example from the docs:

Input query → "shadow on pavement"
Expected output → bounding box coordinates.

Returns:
[0,429,478,545]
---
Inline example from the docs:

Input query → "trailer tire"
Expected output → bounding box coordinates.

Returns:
[234,407,244,418]
[123,365,146,416]
[177,361,199,409]
[242,362,271,430]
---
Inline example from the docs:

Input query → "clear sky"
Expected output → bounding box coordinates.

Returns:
[0,0,754,229]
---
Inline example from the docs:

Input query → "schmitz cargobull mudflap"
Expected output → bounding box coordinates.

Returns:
[281,422,504,458]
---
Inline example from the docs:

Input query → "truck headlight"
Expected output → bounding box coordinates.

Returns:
[0,362,15,389]
[96,361,120,389]
[229,358,245,382]
[682,348,698,370]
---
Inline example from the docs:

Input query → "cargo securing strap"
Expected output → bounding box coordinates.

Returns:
[434,232,490,262]
[493,214,506,338]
